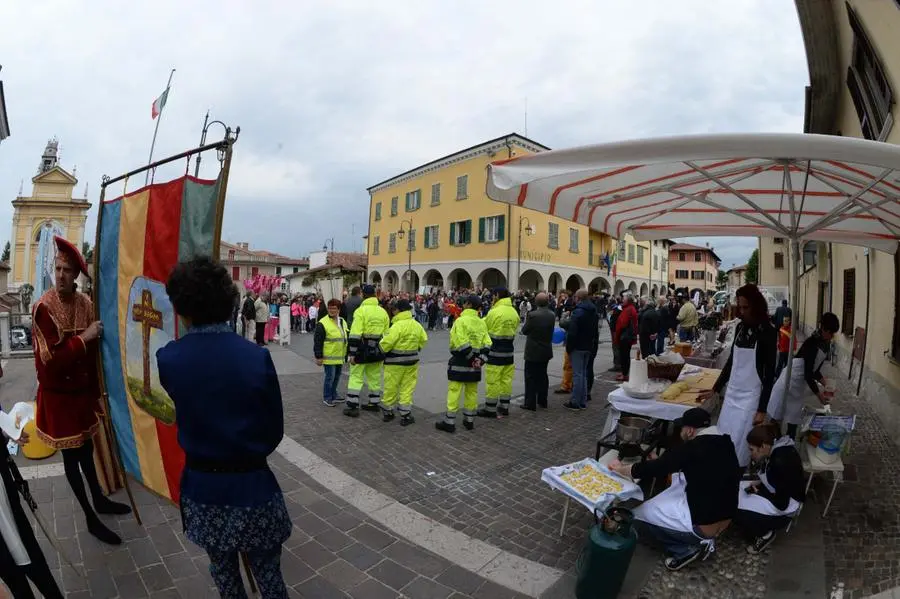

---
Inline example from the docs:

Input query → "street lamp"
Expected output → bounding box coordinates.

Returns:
[396,219,413,293]
[517,216,536,290]
[194,110,230,177]
[323,238,334,252]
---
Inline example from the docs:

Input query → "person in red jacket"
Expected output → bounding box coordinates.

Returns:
[614,292,639,382]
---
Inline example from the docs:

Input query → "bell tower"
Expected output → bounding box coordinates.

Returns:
[38,138,60,174]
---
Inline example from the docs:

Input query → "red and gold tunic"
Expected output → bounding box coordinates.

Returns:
[33,289,102,449]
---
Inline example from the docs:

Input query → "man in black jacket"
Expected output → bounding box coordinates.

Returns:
[343,286,363,330]
[638,296,661,358]
[562,289,599,411]
[610,408,740,571]
[520,292,555,411]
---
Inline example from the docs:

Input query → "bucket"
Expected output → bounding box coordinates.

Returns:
[822,378,836,402]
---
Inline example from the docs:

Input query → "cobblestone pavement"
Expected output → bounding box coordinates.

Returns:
[15,452,526,598]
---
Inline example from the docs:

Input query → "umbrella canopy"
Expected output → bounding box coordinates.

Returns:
[487,133,900,253]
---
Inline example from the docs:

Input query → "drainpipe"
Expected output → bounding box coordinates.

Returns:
[505,140,513,288]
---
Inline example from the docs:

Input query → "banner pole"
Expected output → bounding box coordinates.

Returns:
[93,176,142,526]
[145,69,176,186]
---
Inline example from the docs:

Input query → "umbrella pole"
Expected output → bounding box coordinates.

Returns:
[782,239,801,436]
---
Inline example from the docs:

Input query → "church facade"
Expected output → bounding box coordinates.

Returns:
[9,139,91,300]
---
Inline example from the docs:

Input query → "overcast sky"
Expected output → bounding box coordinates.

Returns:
[0,1,806,270]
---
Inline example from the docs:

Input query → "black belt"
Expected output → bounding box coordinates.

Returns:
[185,455,268,474]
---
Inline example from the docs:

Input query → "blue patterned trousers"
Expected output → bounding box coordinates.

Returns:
[208,546,287,599]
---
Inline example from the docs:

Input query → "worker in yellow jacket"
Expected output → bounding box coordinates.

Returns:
[344,285,390,418]
[437,295,492,434]
[479,288,520,418]
[379,299,428,426]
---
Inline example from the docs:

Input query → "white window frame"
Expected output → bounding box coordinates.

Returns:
[485,216,502,243]
[406,190,421,211]
[425,225,439,248]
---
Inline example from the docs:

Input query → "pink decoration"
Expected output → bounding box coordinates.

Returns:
[243,274,284,295]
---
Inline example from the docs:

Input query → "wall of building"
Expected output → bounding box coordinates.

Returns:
[758,237,790,287]
[668,248,718,293]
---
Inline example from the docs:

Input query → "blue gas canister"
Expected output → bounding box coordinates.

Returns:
[552,326,566,344]
[575,507,638,599]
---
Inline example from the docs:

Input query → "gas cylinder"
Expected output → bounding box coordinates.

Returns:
[575,506,637,599]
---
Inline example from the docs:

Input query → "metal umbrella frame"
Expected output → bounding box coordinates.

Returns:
[486,132,900,408]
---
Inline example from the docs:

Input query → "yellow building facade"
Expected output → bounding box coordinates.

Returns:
[9,140,90,294]
[776,0,900,432]
[366,133,655,295]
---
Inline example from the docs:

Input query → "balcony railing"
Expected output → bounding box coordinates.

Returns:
[221,253,306,265]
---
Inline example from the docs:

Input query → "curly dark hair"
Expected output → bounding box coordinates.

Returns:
[166,256,238,326]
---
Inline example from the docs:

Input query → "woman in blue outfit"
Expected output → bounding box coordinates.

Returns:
[157,256,291,599]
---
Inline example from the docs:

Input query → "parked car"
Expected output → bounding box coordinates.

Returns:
[10,324,32,349]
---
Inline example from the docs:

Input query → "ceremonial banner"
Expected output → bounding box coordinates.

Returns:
[97,174,223,502]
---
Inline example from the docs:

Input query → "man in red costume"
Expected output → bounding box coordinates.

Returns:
[32,236,130,545]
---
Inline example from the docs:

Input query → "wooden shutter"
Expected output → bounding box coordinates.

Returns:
[464,220,472,244]
[497,215,505,242]
[450,222,457,246]
[232,266,240,281]
[478,217,486,243]
[589,240,594,265]
[424,227,431,248]
[842,268,856,335]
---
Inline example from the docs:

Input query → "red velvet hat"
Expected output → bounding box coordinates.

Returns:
[54,236,89,278]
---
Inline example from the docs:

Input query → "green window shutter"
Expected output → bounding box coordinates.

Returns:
[465,220,472,244]
[478,217,486,243]
[589,239,594,265]
[497,215,505,242]
[425,227,431,248]
[450,222,457,246]
[404,193,410,212]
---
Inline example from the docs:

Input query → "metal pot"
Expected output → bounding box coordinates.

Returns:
[616,416,652,445]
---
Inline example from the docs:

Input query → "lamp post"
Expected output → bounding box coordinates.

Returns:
[194,110,230,177]
[396,219,413,293]
[517,216,535,291]
[323,238,334,253]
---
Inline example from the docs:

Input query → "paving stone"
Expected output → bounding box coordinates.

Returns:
[367,558,417,590]
[349,522,398,551]
[308,498,344,519]
[293,574,352,598]
[163,551,200,580]
[86,567,118,599]
[293,512,331,536]
[347,576,400,599]
[318,558,370,591]
[140,563,176,593]
[114,571,149,598]
[280,547,315,587]
[130,536,163,568]
[401,575,456,599]
[315,527,355,551]
[338,542,385,571]
[292,539,339,570]
[148,523,186,557]
[328,510,365,531]
[436,564,488,596]
[381,541,450,578]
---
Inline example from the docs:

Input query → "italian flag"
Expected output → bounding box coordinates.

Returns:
[151,88,169,119]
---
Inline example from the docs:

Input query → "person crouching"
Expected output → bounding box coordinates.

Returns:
[610,408,740,571]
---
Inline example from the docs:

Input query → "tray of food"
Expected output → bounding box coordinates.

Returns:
[621,379,670,399]
[541,458,643,511]
[658,369,721,405]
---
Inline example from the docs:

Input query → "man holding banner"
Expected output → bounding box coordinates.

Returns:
[32,236,130,546]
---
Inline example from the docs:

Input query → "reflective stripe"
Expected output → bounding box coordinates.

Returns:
[323,354,345,360]
[325,337,346,342]
[488,351,514,358]
[349,334,362,339]
[384,357,419,365]
[449,365,479,373]
[490,335,515,341]
[452,343,472,353]
[362,334,383,340]
[386,350,419,356]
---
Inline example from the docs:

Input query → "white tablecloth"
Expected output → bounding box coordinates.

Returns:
[600,387,713,447]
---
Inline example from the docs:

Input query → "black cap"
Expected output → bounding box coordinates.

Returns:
[673,407,712,430]
[362,284,376,295]
[492,286,509,298]
[465,294,482,309]
[395,299,412,312]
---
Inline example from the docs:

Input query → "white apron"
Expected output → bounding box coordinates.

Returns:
[767,349,827,426]
[0,478,30,566]
[738,468,800,517]
[718,345,761,468]
[634,473,716,552]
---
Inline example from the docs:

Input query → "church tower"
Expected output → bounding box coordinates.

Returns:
[8,139,91,297]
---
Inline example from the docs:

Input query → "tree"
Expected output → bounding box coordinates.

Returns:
[745,249,759,284]
[82,242,94,262]
[716,269,728,289]
[1,241,9,262]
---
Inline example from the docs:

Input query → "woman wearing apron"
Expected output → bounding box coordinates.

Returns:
[767,313,839,439]
[610,408,740,571]
[701,284,777,469]
[735,423,805,554]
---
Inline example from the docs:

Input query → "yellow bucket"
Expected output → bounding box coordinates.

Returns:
[21,415,57,460]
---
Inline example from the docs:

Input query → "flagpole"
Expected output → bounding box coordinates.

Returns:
[145,68,176,186]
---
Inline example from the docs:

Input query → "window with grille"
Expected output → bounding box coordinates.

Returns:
[375,202,382,221]
[627,244,635,263]
[424,225,439,248]
[653,255,659,270]
[774,252,785,269]
[846,4,893,140]
[548,223,559,249]
[678,252,686,261]
[618,241,626,261]
[589,239,594,265]
[391,197,398,216]
[569,228,579,252]
[232,266,240,281]
[431,183,441,206]
[694,252,702,262]
[774,237,784,244]
[372,236,380,255]
[675,270,688,279]
[389,233,397,254]
[842,268,856,335]
[276,266,282,276]
[407,229,416,251]
[405,190,421,212]
[456,175,468,200]
[450,220,472,245]
[637,246,645,266]
[691,270,705,280]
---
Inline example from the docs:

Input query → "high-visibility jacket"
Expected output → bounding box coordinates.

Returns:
[379,310,428,366]
[348,297,390,363]
[447,308,492,382]
[483,297,519,366]
[320,316,348,365]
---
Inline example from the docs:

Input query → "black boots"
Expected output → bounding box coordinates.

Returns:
[435,421,456,433]
[400,414,415,427]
